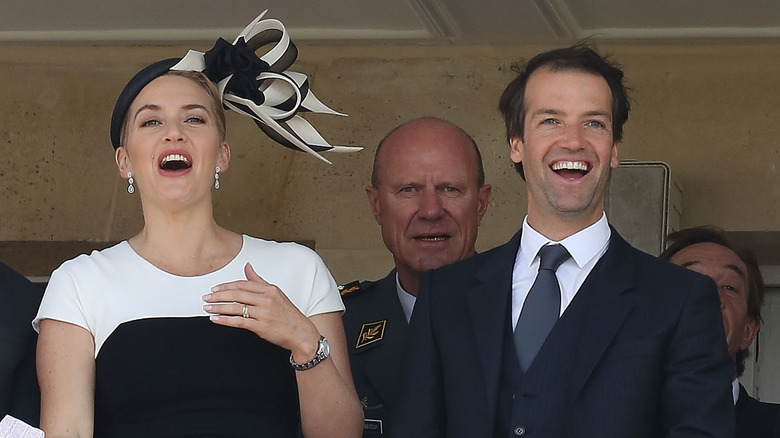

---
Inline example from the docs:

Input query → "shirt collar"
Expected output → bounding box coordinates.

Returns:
[395,272,416,323]
[520,212,611,268]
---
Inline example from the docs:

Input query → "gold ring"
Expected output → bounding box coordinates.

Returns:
[242,304,250,319]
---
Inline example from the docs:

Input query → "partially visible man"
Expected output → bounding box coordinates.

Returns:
[341,117,491,436]
[0,259,43,426]
[663,226,780,437]
[392,44,734,437]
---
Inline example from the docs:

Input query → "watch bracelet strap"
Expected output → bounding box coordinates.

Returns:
[290,335,327,371]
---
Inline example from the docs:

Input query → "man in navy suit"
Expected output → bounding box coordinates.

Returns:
[0,260,43,426]
[342,117,491,436]
[663,226,780,437]
[392,44,735,437]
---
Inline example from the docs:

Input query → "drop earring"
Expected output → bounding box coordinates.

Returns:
[127,172,135,194]
[214,166,220,190]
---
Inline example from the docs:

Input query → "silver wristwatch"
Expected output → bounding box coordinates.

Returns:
[290,335,330,371]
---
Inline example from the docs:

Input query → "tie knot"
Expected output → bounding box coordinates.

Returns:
[538,244,570,272]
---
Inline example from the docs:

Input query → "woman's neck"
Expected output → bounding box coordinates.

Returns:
[130,202,242,276]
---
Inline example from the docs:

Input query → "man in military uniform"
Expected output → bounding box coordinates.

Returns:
[342,117,491,436]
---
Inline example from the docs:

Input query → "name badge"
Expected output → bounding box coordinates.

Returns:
[363,418,383,435]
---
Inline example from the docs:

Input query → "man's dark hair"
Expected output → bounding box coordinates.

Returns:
[371,117,485,188]
[661,226,764,376]
[498,43,631,179]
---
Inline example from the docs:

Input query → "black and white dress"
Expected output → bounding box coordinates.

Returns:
[34,235,344,438]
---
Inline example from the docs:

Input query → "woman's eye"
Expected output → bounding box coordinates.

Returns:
[186,116,205,124]
[141,119,160,127]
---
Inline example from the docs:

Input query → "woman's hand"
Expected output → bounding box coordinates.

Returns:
[202,262,321,360]
[204,262,363,438]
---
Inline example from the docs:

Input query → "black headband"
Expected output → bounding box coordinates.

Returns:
[109,58,179,151]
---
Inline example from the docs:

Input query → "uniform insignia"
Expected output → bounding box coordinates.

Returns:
[363,419,383,434]
[356,320,387,349]
[339,280,361,296]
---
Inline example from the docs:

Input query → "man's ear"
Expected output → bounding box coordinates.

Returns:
[476,184,492,225]
[509,137,524,165]
[610,141,620,168]
[366,185,382,225]
[740,316,760,350]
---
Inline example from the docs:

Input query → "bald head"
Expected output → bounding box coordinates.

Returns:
[371,117,485,189]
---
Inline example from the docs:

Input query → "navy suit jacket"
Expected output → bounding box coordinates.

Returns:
[736,383,780,438]
[343,271,409,436]
[0,262,43,426]
[392,228,735,437]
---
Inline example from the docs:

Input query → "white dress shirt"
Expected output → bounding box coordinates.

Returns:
[511,213,611,328]
[396,272,417,323]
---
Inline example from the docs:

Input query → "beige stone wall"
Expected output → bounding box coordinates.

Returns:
[1,42,779,282]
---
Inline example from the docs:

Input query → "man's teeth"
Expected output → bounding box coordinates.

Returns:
[161,154,190,165]
[418,236,447,241]
[551,161,588,171]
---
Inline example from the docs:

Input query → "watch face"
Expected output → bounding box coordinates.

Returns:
[320,337,330,357]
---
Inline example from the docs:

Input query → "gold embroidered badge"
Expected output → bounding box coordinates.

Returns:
[339,280,361,296]
[356,320,387,349]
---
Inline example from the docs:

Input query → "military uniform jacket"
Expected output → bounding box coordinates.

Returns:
[342,271,408,437]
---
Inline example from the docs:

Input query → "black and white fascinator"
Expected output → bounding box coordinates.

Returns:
[110,10,361,163]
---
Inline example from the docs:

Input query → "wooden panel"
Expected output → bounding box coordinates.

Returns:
[0,240,315,279]
[0,241,118,278]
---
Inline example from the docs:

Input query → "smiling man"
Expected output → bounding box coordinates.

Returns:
[341,117,491,436]
[662,226,780,437]
[392,44,734,438]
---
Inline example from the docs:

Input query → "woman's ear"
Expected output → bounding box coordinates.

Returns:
[115,146,131,177]
[218,141,231,172]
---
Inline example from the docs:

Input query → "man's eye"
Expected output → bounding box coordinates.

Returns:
[541,118,557,125]
[400,187,415,193]
[586,120,606,129]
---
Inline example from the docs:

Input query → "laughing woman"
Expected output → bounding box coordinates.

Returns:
[33,13,362,438]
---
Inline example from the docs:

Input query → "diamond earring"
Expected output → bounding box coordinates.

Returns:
[127,172,135,194]
[214,166,220,190]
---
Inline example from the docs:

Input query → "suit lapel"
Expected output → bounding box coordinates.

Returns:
[568,230,637,400]
[467,230,521,414]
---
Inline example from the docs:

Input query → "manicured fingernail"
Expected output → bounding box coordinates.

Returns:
[209,315,219,322]
[203,304,212,311]
[210,286,219,292]
[202,293,212,301]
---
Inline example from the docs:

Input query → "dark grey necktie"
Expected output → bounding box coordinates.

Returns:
[514,243,570,372]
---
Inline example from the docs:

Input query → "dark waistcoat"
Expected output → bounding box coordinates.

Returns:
[495,278,593,438]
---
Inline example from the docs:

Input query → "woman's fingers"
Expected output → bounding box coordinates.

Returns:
[202,262,317,351]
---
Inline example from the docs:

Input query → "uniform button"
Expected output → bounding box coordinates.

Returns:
[514,426,526,436]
